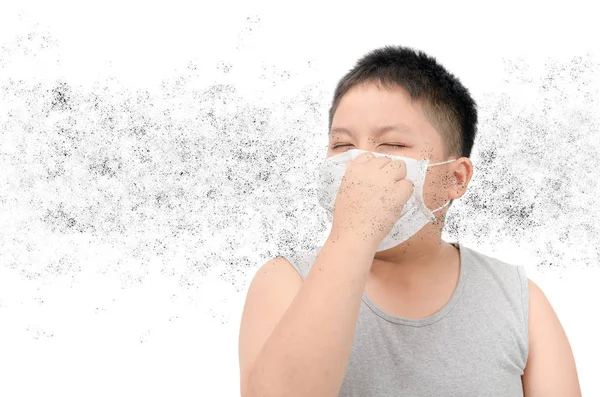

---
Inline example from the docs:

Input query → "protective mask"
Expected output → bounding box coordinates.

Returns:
[317,148,456,252]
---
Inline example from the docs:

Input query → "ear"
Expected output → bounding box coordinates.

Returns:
[449,157,473,200]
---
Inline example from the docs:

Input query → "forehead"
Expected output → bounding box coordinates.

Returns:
[330,82,435,140]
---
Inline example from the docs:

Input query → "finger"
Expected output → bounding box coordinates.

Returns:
[352,151,375,164]
[369,156,393,169]
[394,179,414,204]
[382,159,407,180]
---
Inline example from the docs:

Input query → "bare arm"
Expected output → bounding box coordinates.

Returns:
[239,232,377,397]
[522,279,582,396]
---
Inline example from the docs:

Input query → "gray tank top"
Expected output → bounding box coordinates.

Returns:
[285,241,529,397]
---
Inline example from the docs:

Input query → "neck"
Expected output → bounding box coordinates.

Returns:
[371,223,455,288]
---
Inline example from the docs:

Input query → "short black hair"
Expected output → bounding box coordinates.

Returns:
[328,45,478,160]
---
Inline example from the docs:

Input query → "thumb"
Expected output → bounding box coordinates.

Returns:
[396,179,415,204]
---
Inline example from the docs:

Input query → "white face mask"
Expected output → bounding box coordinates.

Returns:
[317,148,456,252]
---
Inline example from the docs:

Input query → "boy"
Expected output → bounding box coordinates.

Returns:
[238,45,581,396]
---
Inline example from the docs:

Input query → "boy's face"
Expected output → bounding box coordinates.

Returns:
[328,81,466,214]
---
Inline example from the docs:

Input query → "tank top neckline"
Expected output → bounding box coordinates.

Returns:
[361,241,468,327]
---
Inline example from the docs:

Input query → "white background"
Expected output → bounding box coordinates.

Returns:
[1,1,599,395]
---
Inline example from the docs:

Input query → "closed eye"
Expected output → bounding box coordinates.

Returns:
[332,144,406,149]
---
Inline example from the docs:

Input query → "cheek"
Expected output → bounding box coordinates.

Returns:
[422,173,448,204]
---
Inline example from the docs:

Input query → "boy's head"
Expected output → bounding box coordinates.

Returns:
[328,45,478,159]
[327,45,477,211]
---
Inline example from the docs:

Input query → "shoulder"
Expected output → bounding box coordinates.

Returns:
[251,255,302,285]
[461,244,527,291]
[462,244,519,271]
[461,244,530,337]
[526,278,564,338]
[522,278,582,395]
[280,246,321,280]
[527,278,543,301]
[239,255,304,395]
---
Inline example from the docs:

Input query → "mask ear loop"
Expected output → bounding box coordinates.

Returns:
[428,158,457,167]
[427,158,458,213]
[432,199,452,213]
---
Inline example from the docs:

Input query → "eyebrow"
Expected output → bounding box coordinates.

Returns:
[329,123,413,137]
